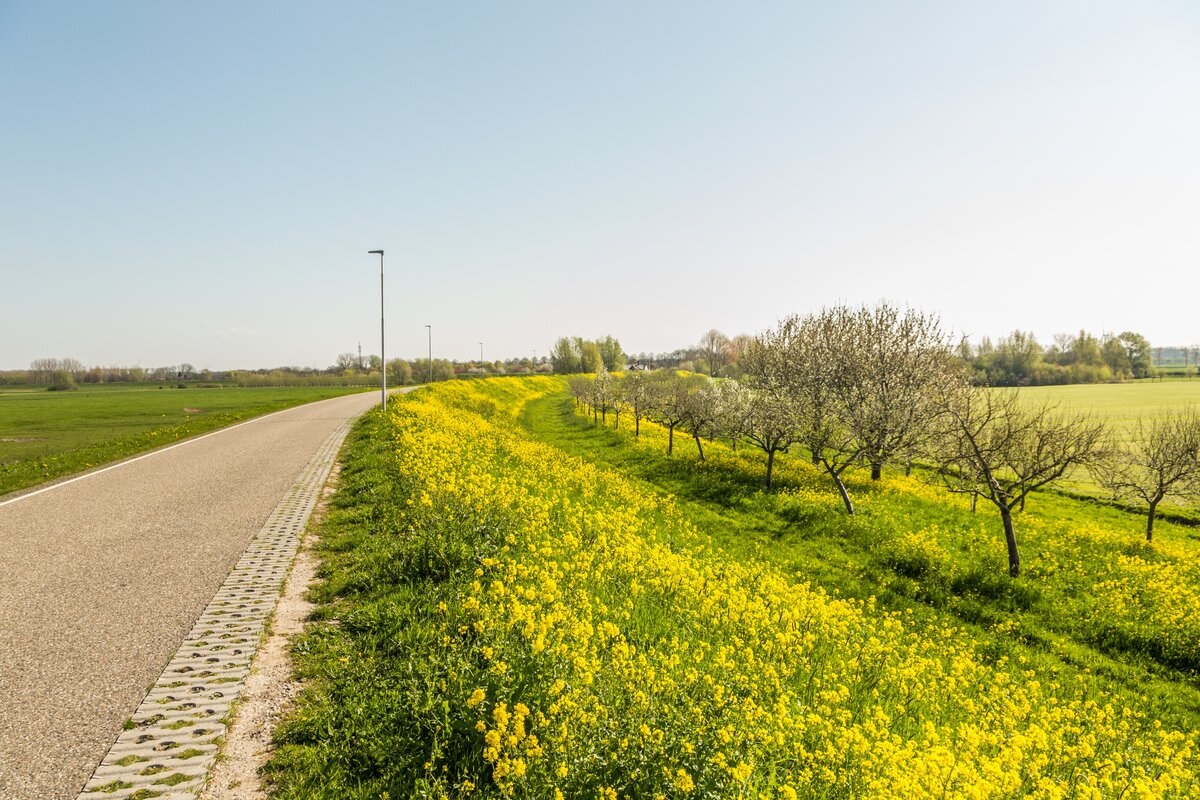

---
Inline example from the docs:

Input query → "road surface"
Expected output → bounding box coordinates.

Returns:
[0,390,382,799]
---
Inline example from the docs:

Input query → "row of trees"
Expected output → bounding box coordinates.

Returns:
[330,355,458,386]
[557,332,752,376]
[9,358,207,389]
[331,354,552,387]
[245,354,558,388]
[5,353,558,390]
[631,325,1160,388]
[570,304,1200,579]
[27,358,202,383]
[548,336,626,374]
[625,330,754,377]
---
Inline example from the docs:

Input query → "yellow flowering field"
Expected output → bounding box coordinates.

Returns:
[269,377,1200,799]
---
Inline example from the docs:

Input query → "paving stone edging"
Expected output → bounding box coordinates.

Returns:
[75,416,354,800]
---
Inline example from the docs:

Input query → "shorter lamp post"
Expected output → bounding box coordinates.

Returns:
[425,324,432,384]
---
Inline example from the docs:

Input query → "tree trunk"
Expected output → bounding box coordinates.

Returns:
[970,492,977,514]
[693,432,706,462]
[1001,505,1021,578]
[601,407,606,425]
[667,423,675,455]
[833,472,855,515]
[822,461,854,515]
[811,452,820,466]
[614,409,620,430]
[635,415,640,438]
[871,461,882,481]
[765,449,776,489]
[1147,498,1158,542]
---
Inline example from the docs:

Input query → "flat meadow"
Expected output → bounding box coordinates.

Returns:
[0,383,371,496]
[267,377,1200,799]
[1014,379,1200,505]
[1016,379,1200,439]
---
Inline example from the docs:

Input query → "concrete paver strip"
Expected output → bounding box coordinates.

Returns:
[197,495,324,800]
[77,417,349,799]
[0,391,381,800]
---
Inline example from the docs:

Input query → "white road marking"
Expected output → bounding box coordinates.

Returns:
[0,405,301,509]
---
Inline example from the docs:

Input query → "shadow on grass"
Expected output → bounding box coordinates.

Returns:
[525,395,857,510]
[519,392,1200,723]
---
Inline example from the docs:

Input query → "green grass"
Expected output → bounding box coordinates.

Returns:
[1015,380,1200,438]
[1012,381,1200,508]
[0,383,372,496]
[522,392,1200,731]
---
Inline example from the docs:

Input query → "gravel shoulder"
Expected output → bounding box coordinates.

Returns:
[198,471,333,800]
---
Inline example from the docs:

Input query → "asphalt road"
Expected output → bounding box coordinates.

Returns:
[0,390,382,799]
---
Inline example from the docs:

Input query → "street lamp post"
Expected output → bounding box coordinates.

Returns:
[425,324,432,384]
[368,249,386,410]
[480,342,484,375]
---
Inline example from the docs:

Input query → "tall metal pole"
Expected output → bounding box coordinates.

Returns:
[426,324,432,384]
[368,250,385,410]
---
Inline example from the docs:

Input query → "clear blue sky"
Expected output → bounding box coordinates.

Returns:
[2,2,1198,370]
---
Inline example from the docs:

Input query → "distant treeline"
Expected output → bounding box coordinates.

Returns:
[6,327,1194,390]
[5,358,212,386]
[619,328,1188,388]
[1152,346,1200,369]
[548,332,752,378]
[1,353,554,389]
[956,330,1156,386]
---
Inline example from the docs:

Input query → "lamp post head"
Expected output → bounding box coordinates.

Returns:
[368,249,384,255]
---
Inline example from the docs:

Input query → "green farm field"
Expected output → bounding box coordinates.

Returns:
[1015,380,1200,438]
[0,383,374,496]
[1013,381,1200,506]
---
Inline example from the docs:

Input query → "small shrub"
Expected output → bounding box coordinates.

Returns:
[47,369,77,391]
